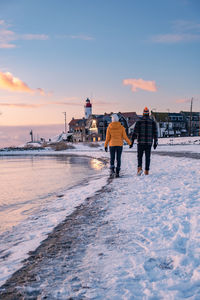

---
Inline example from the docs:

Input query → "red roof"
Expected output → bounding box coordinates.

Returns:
[68,118,82,126]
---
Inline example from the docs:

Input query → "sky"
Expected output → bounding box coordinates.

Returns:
[0,0,200,145]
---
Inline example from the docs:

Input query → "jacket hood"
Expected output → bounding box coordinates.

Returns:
[109,122,122,129]
[111,114,119,122]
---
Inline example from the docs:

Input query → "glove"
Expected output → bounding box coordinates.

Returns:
[105,147,108,152]
[129,142,134,148]
[153,141,158,150]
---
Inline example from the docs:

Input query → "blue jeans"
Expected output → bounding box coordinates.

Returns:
[109,146,123,173]
[137,144,152,171]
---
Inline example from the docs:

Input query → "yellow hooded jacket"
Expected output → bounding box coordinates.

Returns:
[104,122,131,147]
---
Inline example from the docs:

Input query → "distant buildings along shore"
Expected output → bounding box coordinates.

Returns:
[68,98,200,142]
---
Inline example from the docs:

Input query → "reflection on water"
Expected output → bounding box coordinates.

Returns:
[90,158,104,170]
[0,155,104,233]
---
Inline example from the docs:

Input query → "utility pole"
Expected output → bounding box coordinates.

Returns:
[189,98,193,136]
[166,109,170,137]
[63,112,67,133]
[198,110,200,136]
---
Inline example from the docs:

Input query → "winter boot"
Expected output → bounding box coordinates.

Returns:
[110,167,115,178]
[144,170,149,175]
[137,167,143,176]
[116,168,120,178]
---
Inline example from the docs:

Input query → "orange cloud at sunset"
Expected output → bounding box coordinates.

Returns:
[0,71,45,95]
[123,78,157,92]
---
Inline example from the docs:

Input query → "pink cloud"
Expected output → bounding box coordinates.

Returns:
[152,33,200,43]
[0,20,49,48]
[69,35,94,41]
[151,20,200,44]
[0,28,16,48]
[37,88,46,96]
[123,78,157,92]
[21,34,49,40]
[56,34,94,41]
[0,43,16,49]
[52,101,82,106]
[0,103,44,108]
[176,98,191,103]
[176,97,199,104]
[0,71,45,95]
[172,20,200,33]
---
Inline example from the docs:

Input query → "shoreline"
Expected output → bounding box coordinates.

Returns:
[0,175,112,299]
[0,153,109,293]
[0,148,199,298]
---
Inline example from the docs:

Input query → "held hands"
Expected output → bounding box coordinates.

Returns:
[129,141,134,148]
[153,141,158,150]
[105,147,108,152]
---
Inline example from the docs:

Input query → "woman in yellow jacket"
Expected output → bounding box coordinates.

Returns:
[104,114,132,178]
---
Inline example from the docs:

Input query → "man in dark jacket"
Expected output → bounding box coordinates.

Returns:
[130,107,158,175]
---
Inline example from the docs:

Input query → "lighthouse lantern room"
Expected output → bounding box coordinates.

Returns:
[84,98,92,119]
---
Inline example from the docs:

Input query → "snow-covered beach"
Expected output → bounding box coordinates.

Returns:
[0,137,200,299]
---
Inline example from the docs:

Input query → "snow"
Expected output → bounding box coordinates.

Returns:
[0,137,200,298]
[49,132,72,143]
[85,152,200,299]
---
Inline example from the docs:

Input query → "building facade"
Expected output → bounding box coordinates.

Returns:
[68,118,86,142]
[85,113,130,142]
[180,111,200,136]
[151,112,188,137]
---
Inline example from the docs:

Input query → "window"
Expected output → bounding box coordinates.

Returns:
[91,120,97,128]
[170,116,177,121]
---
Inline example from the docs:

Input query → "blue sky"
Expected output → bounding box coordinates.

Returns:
[0,0,200,131]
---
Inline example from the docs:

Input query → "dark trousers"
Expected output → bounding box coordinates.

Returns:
[109,146,123,173]
[137,144,152,171]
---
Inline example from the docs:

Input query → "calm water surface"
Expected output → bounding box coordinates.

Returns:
[0,155,103,233]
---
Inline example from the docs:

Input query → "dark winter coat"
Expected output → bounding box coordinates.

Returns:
[132,116,158,145]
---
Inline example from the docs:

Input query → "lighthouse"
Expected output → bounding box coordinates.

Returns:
[84,98,92,119]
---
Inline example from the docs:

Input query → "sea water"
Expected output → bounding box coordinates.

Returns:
[0,155,103,233]
[0,155,106,286]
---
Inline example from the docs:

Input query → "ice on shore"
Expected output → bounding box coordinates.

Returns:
[0,156,108,287]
